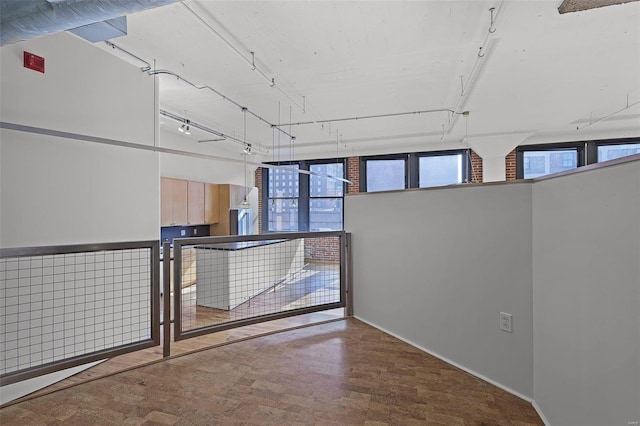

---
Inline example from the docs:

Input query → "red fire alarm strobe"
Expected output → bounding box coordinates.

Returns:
[24,51,45,73]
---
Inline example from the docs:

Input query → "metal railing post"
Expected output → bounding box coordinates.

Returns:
[162,241,171,357]
[345,232,353,317]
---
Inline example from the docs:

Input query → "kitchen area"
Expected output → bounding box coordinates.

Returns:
[159,177,257,292]
[159,176,340,332]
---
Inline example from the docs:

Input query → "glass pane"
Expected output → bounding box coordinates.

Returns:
[268,165,299,198]
[419,154,463,188]
[310,198,343,231]
[366,159,405,192]
[267,198,298,231]
[310,163,344,197]
[523,150,577,178]
[598,143,640,162]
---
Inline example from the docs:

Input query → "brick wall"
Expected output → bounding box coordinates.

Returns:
[304,237,340,263]
[470,150,483,183]
[505,149,516,181]
[347,156,360,194]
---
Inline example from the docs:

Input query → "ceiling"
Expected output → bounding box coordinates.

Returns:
[11,1,640,161]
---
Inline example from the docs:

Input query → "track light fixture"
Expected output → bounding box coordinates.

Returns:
[178,119,191,135]
[243,143,253,155]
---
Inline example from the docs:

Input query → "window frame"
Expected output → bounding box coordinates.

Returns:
[360,149,470,192]
[412,149,470,188]
[593,137,640,163]
[359,154,409,192]
[307,159,347,232]
[516,142,587,179]
[262,158,347,233]
[263,161,302,232]
[516,137,640,179]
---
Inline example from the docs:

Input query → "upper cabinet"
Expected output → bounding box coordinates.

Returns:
[204,183,220,224]
[161,178,187,226]
[187,181,205,225]
[161,178,218,226]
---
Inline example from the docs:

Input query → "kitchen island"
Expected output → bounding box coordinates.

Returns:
[195,239,304,310]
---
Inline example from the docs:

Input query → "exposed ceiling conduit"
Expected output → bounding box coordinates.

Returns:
[276,109,455,127]
[103,40,297,141]
[0,0,181,46]
[103,40,296,143]
[150,69,295,140]
[442,0,506,140]
[180,1,335,139]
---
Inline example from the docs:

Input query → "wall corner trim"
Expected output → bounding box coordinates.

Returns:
[531,400,551,426]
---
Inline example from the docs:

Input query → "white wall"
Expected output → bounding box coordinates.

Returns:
[0,32,159,247]
[532,160,640,426]
[345,182,534,398]
[158,127,256,186]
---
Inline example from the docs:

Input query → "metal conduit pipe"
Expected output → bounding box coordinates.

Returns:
[149,69,295,140]
[276,108,456,127]
[102,41,297,141]
[181,2,333,138]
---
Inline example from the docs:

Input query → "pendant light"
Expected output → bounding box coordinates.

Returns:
[239,108,250,210]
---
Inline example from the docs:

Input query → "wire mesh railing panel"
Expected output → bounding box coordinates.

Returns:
[0,242,159,384]
[174,233,345,338]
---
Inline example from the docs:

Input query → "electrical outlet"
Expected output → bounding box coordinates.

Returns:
[193,228,198,235]
[500,312,513,333]
[180,229,186,236]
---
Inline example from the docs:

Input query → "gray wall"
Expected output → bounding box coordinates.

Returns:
[532,160,640,426]
[345,182,534,398]
[345,158,640,425]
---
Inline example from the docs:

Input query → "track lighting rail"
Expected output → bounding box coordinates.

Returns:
[149,69,294,140]
[159,109,269,154]
[103,41,294,140]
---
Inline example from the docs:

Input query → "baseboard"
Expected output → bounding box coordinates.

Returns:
[354,315,534,404]
[531,400,551,426]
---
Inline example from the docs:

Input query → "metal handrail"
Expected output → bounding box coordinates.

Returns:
[172,230,347,248]
[0,240,161,386]
[0,240,159,258]
[171,231,350,343]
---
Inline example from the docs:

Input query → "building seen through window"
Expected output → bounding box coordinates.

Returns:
[517,138,639,179]
[310,163,344,231]
[361,150,470,192]
[264,160,346,232]
[267,165,299,232]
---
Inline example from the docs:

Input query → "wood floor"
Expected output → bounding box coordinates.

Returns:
[1,319,543,425]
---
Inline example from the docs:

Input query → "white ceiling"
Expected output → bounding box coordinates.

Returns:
[97,0,640,161]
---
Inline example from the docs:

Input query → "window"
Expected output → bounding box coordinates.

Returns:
[361,150,470,192]
[418,152,464,188]
[597,142,640,162]
[517,143,585,179]
[521,149,579,179]
[516,138,639,179]
[263,159,346,232]
[363,157,406,192]
[310,162,344,231]
[267,165,299,231]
